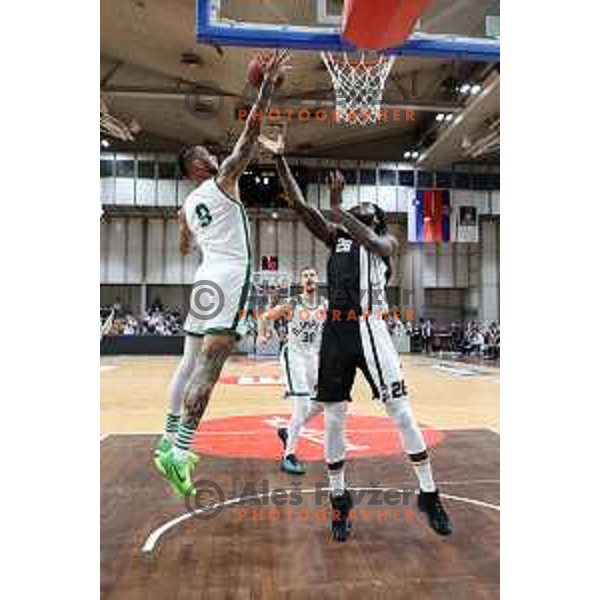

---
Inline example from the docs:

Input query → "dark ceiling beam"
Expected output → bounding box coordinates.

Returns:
[99,53,236,94]
[105,87,461,114]
[101,60,124,87]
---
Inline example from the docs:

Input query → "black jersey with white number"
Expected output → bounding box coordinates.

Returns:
[326,229,390,316]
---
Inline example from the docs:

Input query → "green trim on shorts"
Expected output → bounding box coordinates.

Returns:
[184,328,241,340]
[230,203,252,331]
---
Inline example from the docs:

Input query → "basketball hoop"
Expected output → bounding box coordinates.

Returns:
[321,52,395,126]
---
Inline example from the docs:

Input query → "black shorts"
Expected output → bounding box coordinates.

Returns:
[316,318,378,403]
[316,316,408,403]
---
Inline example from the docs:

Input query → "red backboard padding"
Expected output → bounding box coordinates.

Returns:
[341,0,431,50]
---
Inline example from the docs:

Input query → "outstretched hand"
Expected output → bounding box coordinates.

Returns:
[261,49,291,86]
[327,170,345,211]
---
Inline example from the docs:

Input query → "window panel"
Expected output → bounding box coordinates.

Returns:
[378,169,397,185]
[398,170,415,186]
[116,159,134,178]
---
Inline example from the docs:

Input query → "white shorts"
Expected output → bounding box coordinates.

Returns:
[183,262,252,339]
[280,346,319,398]
[359,317,406,402]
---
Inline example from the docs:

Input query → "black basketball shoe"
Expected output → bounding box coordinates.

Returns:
[417,489,452,536]
[277,427,288,452]
[331,489,354,542]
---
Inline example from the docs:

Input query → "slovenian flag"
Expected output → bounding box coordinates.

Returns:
[408,189,451,243]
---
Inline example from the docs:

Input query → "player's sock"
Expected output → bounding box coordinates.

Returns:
[409,451,436,492]
[173,421,197,459]
[164,412,181,442]
[328,460,346,497]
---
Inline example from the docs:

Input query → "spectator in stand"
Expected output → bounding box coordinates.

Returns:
[450,322,463,353]
[486,322,500,359]
[421,318,432,353]
[470,325,485,356]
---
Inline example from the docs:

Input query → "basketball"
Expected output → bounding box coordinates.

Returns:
[247,54,285,89]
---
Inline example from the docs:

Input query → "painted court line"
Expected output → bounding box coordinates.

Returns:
[141,487,500,554]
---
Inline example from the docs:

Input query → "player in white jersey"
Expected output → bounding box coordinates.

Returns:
[259,267,326,474]
[153,51,290,498]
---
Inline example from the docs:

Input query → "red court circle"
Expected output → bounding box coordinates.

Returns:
[192,414,444,461]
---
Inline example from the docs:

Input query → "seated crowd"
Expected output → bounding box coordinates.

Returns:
[101,299,184,336]
[405,318,500,359]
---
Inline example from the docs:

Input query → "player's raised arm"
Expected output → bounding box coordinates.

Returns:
[260,130,335,246]
[328,170,398,258]
[277,155,338,246]
[216,50,290,192]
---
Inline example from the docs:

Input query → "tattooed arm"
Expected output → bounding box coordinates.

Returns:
[274,155,337,246]
[216,50,289,197]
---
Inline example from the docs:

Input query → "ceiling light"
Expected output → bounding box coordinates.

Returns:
[445,114,453,121]
[271,211,279,219]
[411,151,419,159]
[403,151,411,159]
[255,176,261,184]
[435,113,445,122]
[470,84,482,95]
[101,139,110,148]
[459,83,471,94]
[263,177,269,185]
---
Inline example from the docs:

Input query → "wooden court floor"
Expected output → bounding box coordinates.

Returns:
[101,353,500,599]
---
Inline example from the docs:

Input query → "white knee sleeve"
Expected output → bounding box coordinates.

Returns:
[385,397,426,455]
[324,402,348,465]
[168,335,202,415]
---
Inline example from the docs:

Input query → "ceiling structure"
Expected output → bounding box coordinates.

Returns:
[100,0,499,167]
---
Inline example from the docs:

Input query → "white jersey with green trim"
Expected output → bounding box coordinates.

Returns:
[181,177,252,338]
[286,295,327,355]
[183,177,250,269]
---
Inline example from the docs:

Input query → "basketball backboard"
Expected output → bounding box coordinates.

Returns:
[197,0,499,61]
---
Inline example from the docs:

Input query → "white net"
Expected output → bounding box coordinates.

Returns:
[321,52,395,126]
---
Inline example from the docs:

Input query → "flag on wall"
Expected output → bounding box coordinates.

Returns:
[408,189,451,242]
[451,198,479,243]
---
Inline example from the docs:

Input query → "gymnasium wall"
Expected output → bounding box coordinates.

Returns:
[100,215,499,323]
[100,152,500,323]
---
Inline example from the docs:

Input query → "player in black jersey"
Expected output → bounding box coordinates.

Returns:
[260,133,451,542]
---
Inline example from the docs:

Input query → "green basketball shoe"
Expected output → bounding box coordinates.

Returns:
[156,449,198,498]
